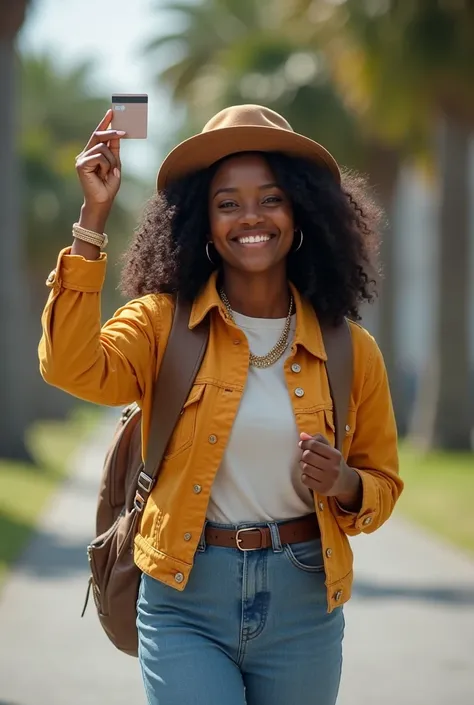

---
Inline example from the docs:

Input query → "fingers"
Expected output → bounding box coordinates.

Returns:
[300,452,332,473]
[299,432,330,445]
[83,143,118,168]
[298,433,340,494]
[108,132,123,164]
[300,458,334,492]
[83,129,126,152]
[300,461,327,491]
[300,432,312,441]
[90,109,113,142]
[299,437,334,460]
[96,109,113,132]
[108,140,121,171]
[78,153,112,181]
[76,142,120,179]
[315,433,330,446]
[301,471,322,491]
[83,111,127,152]
[89,131,123,172]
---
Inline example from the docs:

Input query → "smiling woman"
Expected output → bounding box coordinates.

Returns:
[121,148,381,325]
[207,153,295,317]
[39,104,402,705]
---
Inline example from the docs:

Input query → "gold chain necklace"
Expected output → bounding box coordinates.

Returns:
[219,289,294,368]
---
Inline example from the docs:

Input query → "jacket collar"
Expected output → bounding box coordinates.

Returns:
[189,272,327,361]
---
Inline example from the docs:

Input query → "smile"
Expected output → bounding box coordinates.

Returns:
[235,233,275,245]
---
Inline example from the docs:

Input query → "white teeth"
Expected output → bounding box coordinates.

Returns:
[237,234,271,244]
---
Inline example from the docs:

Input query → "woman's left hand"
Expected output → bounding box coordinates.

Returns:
[298,432,360,499]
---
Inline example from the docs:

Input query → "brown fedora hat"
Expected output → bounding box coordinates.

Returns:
[157,104,341,190]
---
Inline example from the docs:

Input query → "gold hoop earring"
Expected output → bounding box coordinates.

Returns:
[293,229,304,252]
[206,241,216,264]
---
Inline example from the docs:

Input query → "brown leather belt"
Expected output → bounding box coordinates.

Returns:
[205,514,320,551]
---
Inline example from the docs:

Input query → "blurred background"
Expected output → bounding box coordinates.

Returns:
[0,1,473,704]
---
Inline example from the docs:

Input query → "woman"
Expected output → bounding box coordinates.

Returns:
[39,104,402,705]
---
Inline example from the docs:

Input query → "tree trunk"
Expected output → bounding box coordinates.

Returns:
[0,37,35,459]
[366,144,407,432]
[411,116,472,450]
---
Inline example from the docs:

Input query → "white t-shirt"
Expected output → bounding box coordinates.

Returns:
[207,310,314,524]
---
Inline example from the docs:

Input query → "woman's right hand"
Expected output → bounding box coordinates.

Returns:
[75,110,127,213]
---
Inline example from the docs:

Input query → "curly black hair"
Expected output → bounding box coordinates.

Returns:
[121,151,382,323]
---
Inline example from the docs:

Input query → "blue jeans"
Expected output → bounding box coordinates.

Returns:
[137,518,344,705]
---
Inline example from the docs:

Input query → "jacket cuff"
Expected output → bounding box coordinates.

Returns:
[330,469,378,533]
[45,247,107,292]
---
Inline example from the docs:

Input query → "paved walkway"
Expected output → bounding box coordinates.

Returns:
[1,415,473,705]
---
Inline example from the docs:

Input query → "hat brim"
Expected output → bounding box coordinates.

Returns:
[157,125,341,190]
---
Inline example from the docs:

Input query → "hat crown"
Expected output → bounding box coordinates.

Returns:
[157,104,341,190]
[202,104,294,134]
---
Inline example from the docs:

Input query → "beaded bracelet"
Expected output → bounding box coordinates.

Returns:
[72,223,108,249]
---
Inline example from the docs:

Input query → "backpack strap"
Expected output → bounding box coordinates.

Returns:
[136,299,209,505]
[320,319,353,452]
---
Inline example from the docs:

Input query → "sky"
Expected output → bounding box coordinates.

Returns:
[19,0,178,178]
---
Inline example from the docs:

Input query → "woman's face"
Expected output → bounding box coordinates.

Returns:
[208,153,295,275]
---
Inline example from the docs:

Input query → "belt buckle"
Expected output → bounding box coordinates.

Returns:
[235,527,263,551]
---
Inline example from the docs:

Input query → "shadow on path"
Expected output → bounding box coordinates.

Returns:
[7,527,91,580]
[14,538,474,607]
[353,579,474,606]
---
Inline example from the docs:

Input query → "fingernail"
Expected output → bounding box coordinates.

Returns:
[302,474,307,481]
[116,130,127,136]
[113,168,121,178]
[298,441,302,448]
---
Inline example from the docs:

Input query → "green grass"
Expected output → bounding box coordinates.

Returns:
[398,445,474,554]
[1,417,472,585]
[0,406,102,588]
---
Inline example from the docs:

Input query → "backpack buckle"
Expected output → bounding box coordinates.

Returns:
[137,471,153,493]
[120,403,137,423]
[134,491,145,512]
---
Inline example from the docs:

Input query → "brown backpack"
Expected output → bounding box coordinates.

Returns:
[81,300,352,658]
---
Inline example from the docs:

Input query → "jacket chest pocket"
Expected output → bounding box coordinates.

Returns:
[323,407,357,458]
[164,383,205,459]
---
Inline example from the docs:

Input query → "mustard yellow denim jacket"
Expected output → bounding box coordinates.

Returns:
[39,248,402,612]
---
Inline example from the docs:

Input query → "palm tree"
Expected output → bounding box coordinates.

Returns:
[427,115,471,450]
[0,0,33,458]
[147,0,366,163]
[288,0,413,424]
[288,0,473,449]
[396,2,474,450]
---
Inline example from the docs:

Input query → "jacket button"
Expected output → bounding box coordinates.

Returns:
[345,424,351,433]
[183,532,192,541]
[294,387,305,398]
[318,501,324,511]
[208,434,217,444]
[363,516,373,526]
[46,269,56,284]
[193,484,202,494]
[326,548,333,558]
[291,363,301,373]
[174,572,184,584]
[334,590,343,602]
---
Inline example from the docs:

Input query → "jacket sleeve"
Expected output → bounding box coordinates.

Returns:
[38,247,158,406]
[329,338,403,536]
